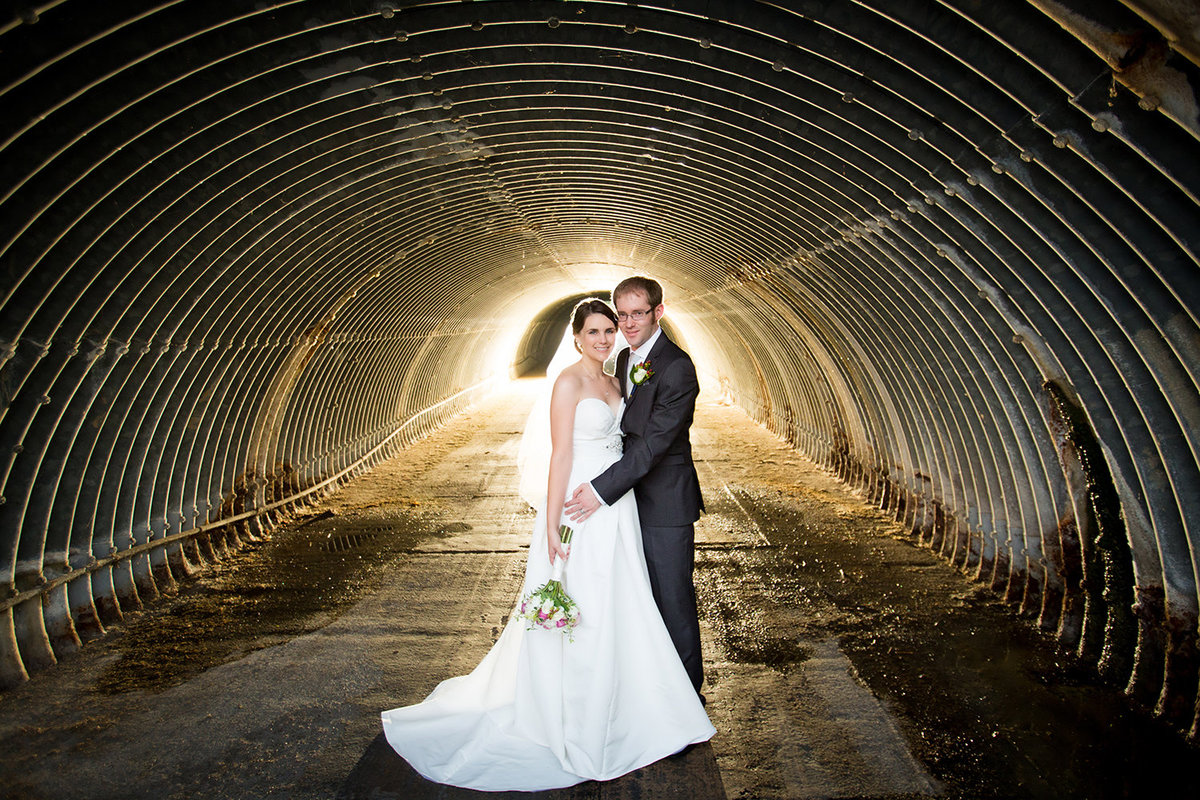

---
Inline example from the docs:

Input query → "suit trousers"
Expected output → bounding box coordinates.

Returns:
[640,522,703,693]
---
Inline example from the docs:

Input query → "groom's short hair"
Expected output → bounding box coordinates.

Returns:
[613,276,663,308]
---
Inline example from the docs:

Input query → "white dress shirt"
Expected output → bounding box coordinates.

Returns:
[626,325,663,397]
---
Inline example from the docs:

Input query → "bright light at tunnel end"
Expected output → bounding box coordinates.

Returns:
[484,265,718,404]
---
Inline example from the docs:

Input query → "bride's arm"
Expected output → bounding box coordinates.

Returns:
[545,373,577,564]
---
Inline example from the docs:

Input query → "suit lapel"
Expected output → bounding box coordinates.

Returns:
[644,331,670,364]
[626,332,671,410]
[617,348,630,397]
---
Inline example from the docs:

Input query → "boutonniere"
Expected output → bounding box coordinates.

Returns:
[630,360,654,386]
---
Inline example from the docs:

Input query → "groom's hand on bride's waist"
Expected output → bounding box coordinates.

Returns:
[564,483,601,522]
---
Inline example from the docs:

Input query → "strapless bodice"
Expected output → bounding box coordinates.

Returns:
[572,398,624,464]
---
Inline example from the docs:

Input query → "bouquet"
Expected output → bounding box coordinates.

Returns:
[518,524,580,640]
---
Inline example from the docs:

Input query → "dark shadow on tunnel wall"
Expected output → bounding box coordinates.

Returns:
[512,292,609,378]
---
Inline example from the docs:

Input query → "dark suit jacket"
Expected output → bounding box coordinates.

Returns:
[591,331,704,527]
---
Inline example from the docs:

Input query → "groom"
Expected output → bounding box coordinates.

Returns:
[565,276,705,696]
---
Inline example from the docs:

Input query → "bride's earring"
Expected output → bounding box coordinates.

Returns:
[573,338,582,353]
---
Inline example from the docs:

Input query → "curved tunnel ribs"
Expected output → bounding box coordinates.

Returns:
[0,0,1198,739]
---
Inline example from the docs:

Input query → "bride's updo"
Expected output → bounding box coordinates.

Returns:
[571,298,618,332]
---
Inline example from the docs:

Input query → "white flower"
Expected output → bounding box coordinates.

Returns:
[630,361,653,385]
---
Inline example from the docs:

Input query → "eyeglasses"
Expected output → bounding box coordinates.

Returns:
[617,309,653,322]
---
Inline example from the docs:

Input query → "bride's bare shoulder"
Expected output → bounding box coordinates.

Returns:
[551,365,584,402]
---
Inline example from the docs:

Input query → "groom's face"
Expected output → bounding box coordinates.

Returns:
[614,290,664,350]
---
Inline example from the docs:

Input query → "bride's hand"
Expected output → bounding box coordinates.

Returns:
[547,528,569,565]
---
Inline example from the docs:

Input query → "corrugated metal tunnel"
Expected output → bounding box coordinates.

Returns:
[1,0,1198,741]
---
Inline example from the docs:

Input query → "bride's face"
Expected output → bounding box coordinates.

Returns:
[575,313,618,363]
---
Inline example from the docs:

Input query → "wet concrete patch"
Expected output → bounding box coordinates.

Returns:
[692,482,937,798]
[696,549,812,672]
[714,479,1200,800]
[95,510,434,694]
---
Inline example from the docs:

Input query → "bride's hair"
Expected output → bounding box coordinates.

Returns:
[570,298,618,353]
[571,298,618,334]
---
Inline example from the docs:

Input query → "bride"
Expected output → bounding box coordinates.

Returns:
[380,298,715,791]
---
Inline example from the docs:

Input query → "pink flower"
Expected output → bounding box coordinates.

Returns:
[556,618,567,628]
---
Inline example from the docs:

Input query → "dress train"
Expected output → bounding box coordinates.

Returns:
[381,398,714,791]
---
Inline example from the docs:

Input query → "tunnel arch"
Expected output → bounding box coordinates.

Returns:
[1,0,1198,736]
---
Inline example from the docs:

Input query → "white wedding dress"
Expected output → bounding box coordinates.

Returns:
[381,397,715,791]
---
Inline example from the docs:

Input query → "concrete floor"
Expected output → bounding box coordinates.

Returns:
[1,381,1196,799]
